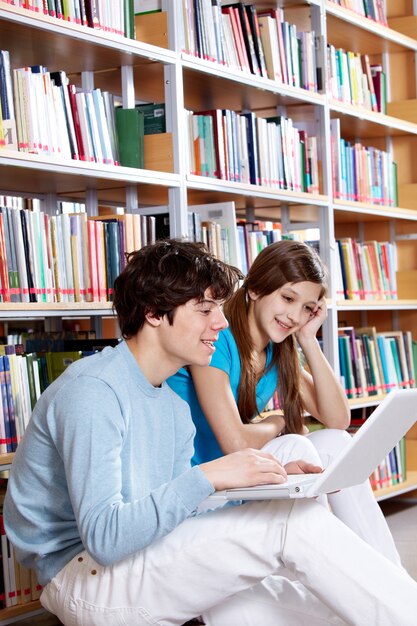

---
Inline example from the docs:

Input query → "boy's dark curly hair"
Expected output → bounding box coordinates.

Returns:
[113,239,243,339]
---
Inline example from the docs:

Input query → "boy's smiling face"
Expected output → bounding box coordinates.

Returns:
[159,289,229,370]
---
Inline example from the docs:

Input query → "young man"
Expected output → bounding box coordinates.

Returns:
[4,240,417,626]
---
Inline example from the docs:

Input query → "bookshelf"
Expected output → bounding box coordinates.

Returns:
[1,0,417,619]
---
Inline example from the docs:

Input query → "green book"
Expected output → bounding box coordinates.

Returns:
[24,353,37,411]
[135,103,166,134]
[124,0,135,39]
[115,108,145,168]
[45,351,82,384]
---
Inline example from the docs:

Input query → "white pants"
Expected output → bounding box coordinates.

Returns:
[263,429,402,565]
[40,497,417,626]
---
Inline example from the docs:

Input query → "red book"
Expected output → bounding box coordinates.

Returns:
[68,84,86,161]
[222,7,251,73]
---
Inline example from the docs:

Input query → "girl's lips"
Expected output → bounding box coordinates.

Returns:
[275,319,292,330]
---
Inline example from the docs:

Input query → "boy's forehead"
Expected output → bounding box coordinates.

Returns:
[187,289,221,307]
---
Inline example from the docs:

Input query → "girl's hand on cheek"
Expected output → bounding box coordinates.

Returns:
[297,299,327,342]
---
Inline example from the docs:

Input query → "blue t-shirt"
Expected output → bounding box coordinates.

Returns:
[167,327,278,465]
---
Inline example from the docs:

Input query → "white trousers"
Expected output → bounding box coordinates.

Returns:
[263,429,402,565]
[40,497,417,626]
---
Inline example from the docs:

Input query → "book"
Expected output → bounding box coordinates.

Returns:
[135,102,166,134]
[115,107,145,168]
[0,356,17,452]
[244,4,268,79]
[257,14,282,82]
[45,351,82,384]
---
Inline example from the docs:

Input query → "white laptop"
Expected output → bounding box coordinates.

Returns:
[209,388,417,501]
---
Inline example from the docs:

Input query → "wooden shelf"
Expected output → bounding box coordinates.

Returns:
[374,470,417,501]
[0,150,180,199]
[348,394,387,409]
[0,3,175,73]
[0,600,43,624]
[337,299,417,311]
[333,200,417,222]
[330,101,417,139]
[0,453,14,469]
[182,56,325,112]
[326,1,417,54]
[0,302,115,319]
[186,175,328,208]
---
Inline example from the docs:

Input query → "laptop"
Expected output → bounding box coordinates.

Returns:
[209,388,417,501]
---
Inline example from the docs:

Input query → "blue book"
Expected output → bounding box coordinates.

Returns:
[0,356,17,452]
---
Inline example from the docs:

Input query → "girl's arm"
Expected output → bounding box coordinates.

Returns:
[297,300,350,429]
[190,364,285,453]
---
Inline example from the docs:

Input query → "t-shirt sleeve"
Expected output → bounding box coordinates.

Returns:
[209,329,235,377]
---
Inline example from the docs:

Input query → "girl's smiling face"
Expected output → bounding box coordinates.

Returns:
[248,281,322,348]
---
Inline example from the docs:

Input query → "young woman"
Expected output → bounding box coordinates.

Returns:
[168,239,401,565]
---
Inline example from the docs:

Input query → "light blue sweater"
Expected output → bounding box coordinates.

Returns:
[4,341,214,586]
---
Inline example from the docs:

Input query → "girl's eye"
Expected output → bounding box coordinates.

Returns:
[305,306,314,315]
[283,295,292,302]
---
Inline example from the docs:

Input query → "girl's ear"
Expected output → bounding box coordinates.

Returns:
[247,289,260,302]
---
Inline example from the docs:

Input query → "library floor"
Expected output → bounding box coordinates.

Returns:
[10,498,417,625]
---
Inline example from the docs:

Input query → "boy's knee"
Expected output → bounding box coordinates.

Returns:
[264,434,322,466]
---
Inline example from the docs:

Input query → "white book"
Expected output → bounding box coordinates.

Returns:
[10,207,29,303]
[85,91,104,163]
[188,201,242,270]
[42,71,62,156]
[258,15,282,82]
[75,92,95,162]
[60,213,76,303]
[17,356,32,432]
[31,71,50,154]
[92,89,114,165]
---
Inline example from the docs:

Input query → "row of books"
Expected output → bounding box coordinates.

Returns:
[326,45,386,113]
[237,222,320,275]
[187,108,319,194]
[0,201,164,303]
[348,415,407,492]
[4,329,98,353]
[0,193,249,303]
[0,340,120,454]
[181,2,320,92]
[329,0,388,26]
[338,326,416,400]
[0,344,80,452]
[336,237,397,301]
[0,52,156,169]
[0,55,121,164]
[237,220,283,275]
[330,118,397,206]
[0,511,42,608]
[370,438,407,491]
[2,0,135,38]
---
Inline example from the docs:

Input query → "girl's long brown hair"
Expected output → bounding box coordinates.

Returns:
[224,240,327,434]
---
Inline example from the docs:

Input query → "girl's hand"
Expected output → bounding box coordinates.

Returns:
[296,298,327,343]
